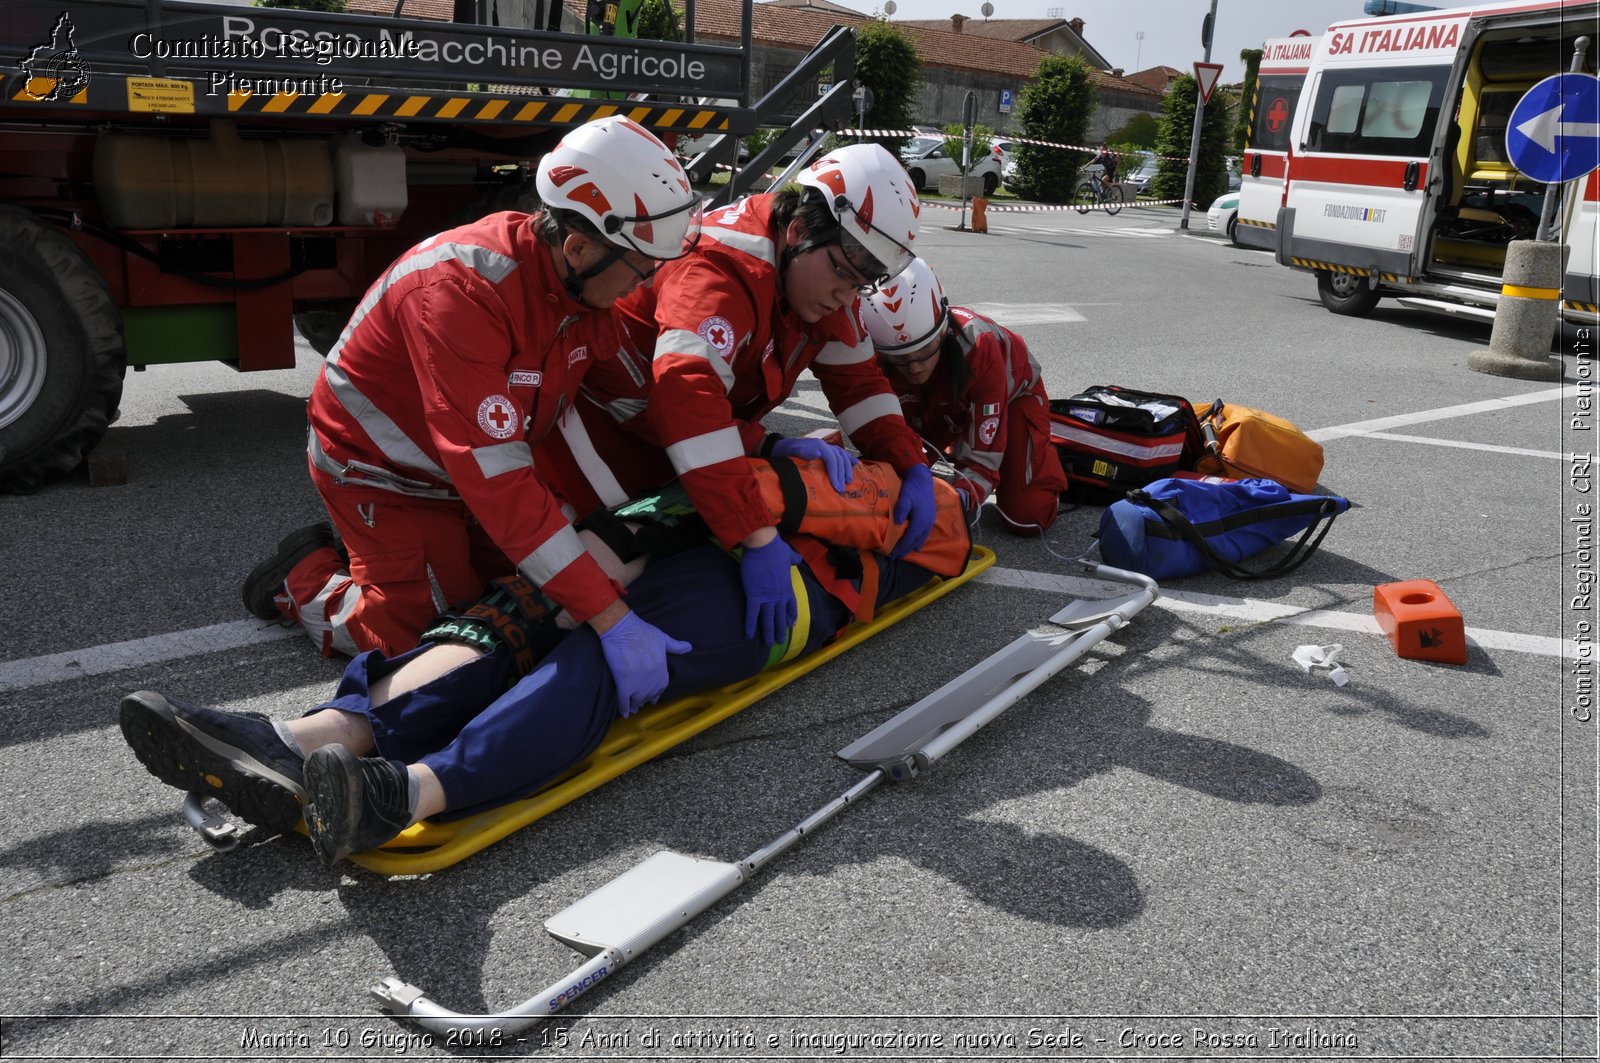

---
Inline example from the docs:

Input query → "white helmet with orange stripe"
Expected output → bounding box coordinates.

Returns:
[795,143,920,289]
[535,115,700,260]
[860,257,948,355]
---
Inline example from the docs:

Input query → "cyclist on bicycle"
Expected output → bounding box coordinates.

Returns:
[1090,144,1119,190]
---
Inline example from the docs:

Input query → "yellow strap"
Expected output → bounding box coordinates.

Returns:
[1502,283,1560,300]
[765,566,812,668]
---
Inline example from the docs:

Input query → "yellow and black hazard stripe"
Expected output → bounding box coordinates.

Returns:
[1239,217,1275,229]
[7,76,89,106]
[1565,300,1600,314]
[222,89,732,136]
[5,73,735,136]
[1288,257,1405,283]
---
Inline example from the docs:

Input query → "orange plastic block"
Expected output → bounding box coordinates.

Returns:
[1373,580,1467,665]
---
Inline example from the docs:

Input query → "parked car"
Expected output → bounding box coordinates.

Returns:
[898,135,1003,196]
[990,137,1018,184]
[1123,155,1160,196]
[1207,190,1241,244]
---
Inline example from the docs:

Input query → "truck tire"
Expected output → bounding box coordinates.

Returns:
[1316,270,1381,316]
[294,302,357,357]
[0,207,126,493]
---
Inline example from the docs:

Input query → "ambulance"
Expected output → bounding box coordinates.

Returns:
[1267,0,1600,325]
[1237,34,1321,251]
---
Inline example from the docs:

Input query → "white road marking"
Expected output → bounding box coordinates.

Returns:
[1362,431,1570,460]
[963,302,1086,325]
[0,620,299,693]
[1309,386,1573,442]
[979,566,1572,659]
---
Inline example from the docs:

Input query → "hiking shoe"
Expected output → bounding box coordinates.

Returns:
[242,522,339,620]
[118,691,306,835]
[302,744,414,865]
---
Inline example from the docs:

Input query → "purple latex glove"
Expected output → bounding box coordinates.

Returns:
[771,437,858,493]
[740,536,802,646]
[891,463,936,558]
[598,611,693,717]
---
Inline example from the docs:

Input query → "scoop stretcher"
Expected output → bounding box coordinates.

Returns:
[369,557,1159,1034]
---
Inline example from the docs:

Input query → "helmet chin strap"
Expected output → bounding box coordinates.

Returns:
[561,242,627,306]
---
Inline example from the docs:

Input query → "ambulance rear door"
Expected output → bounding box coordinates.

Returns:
[1278,11,1472,283]
[1237,36,1317,251]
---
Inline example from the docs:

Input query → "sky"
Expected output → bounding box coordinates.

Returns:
[875,0,1369,78]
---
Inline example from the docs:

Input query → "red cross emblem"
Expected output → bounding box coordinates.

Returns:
[1266,97,1290,133]
[476,394,518,439]
[709,325,728,348]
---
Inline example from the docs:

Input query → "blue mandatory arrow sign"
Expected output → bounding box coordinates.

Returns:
[1505,73,1600,184]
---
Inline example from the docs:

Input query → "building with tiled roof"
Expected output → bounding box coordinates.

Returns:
[345,0,456,21]
[894,15,1111,71]
[1124,65,1186,95]
[685,0,1158,135]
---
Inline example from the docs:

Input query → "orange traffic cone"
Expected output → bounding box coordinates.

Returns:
[971,197,988,233]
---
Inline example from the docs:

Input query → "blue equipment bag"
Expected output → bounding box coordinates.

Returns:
[1098,476,1350,581]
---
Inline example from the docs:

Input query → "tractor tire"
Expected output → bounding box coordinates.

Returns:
[0,206,126,493]
[1316,270,1381,316]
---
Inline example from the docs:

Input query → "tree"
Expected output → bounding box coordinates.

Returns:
[1008,54,1097,203]
[1149,73,1231,207]
[1108,112,1159,151]
[1234,47,1263,152]
[848,20,921,159]
[634,0,683,43]
[940,122,993,170]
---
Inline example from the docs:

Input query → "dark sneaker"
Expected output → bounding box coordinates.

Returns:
[242,522,339,620]
[118,691,306,835]
[302,744,414,865]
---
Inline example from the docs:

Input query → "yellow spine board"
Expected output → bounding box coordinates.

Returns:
[348,547,997,875]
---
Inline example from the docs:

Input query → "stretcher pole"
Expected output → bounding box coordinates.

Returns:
[370,562,1157,1035]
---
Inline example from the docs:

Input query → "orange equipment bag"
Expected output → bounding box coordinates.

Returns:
[1193,400,1324,493]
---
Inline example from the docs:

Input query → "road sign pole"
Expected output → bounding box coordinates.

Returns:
[1179,0,1220,230]
[1537,36,1592,241]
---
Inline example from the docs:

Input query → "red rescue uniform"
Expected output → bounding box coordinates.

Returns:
[577,194,926,548]
[886,307,1067,534]
[302,212,623,656]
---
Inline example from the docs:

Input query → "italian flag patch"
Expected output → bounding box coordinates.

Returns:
[980,403,1000,415]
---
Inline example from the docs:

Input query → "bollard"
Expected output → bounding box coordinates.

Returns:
[1467,239,1567,380]
[971,196,988,234]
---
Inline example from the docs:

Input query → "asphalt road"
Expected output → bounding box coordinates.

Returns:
[0,201,1594,1061]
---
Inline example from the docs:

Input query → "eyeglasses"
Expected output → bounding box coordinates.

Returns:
[882,342,943,369]
[824,245,876,295]
[832,195,915,283]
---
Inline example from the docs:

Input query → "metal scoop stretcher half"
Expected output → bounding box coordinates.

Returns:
[370,558,1158,1035]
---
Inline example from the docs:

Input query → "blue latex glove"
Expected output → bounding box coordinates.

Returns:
[771,437,858,494]
[740,536,802,646]
[598,611,693,717]
[955,487,971,513]
[892,463,937,558]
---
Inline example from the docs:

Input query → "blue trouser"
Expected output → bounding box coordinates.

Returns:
[315,544,934,816]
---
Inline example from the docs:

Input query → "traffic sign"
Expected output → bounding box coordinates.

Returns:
[999,88,1013,114]
[1506,73,1600,184]
[1194,61,1223,104]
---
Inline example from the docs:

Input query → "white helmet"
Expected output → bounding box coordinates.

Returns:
[795,143,919,287]
[535,115,700,260]
[862,257,948,355]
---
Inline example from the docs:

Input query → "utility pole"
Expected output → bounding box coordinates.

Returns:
[1135,30,1144,71]
[1179,0,1219,230]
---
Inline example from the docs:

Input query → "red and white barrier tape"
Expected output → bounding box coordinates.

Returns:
[835,129,1191,163]
[921,197,1195,211]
